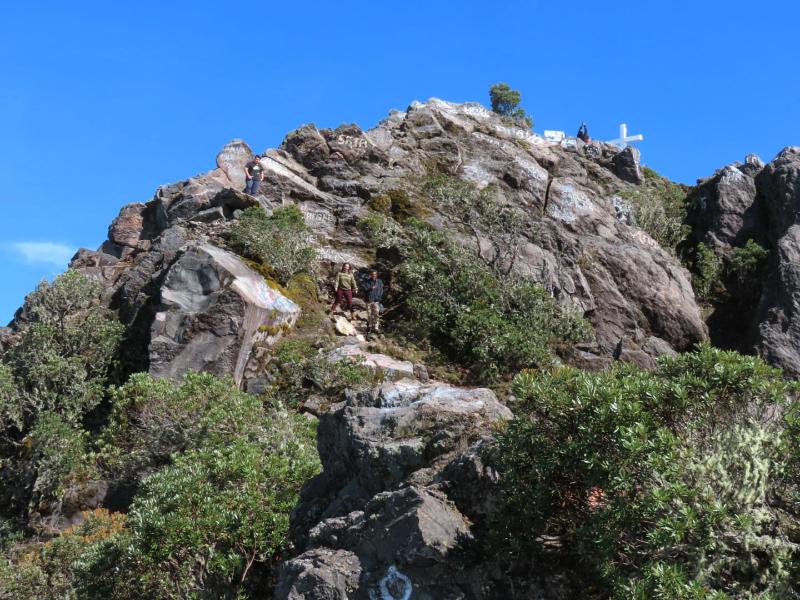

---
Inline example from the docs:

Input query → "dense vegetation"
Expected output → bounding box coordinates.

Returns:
[619,166,689,253]
[0,271,319,599]
[359,173,591,383]
[496,345,800,599]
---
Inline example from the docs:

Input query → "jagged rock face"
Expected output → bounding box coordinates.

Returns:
[687,164,762,252]
[276,379,531,598]
[753,148,800,376]
[611,146,643,184]
[9,98,706,381]
[687,147,800,377]
[149,243,300,386]
[276,99,705,359]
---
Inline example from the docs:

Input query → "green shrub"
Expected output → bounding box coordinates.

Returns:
[356,213,405,249]
[395,224,590,382]
[386,188,430,222]
[489,83,533,128]
[2,368,321,600]
[121,431,319,599]
[0,364,21,436]
[368,193,392,215]
[727,239,769,290]
[2,270,123,431]
[26,413,95,517]
[691,242,723,303]
[0,509,126,600]
[495,345,800,598]
[99,371,266,479]
[620,169,689,253]
[423,172,524,274]
[228,205,317,285]
[0,412,95,531]
[262,339,374,408]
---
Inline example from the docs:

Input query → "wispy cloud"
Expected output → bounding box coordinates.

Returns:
[12,242,77,266]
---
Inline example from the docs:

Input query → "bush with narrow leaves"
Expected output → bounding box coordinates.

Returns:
[496,345,800,598]
[227,205,317,284]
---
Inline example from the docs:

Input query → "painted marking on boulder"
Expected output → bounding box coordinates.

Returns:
[376,565,412,600]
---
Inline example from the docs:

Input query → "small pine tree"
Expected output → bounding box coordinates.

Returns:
[489,83,533,128]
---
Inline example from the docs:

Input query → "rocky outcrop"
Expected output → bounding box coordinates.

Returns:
[276,99,705,361]
[276,378,520,598]
[215,138,255,190]
[687,147,800,377]
[0,97,710,380]
[752,148,800,377]
[611,146,643,184]
[149,243,299,386]
[328,343,415,379]
[687,164,762,252]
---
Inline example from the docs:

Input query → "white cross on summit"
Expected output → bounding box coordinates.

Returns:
[607,123,643,148]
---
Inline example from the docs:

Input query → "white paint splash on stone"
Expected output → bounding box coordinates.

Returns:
[376,565,412,600]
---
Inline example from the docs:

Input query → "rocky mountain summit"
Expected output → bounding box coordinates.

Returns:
[4,98,800,599]
[21,99,709,379]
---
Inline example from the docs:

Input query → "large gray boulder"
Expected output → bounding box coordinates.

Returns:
[611,146,643,184]
[215,138,254,190]
[276,378,518,598]
[149,243,300,385]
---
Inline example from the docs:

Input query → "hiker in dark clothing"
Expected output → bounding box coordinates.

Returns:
[364,270,384,333]
[577,122,591,143]
[245,156,264,195]
[329,263,358,320]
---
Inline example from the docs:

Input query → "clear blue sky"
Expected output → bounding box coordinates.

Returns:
[1,0,798,323]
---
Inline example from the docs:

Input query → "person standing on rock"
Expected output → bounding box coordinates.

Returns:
[329,263,358,320]
[364,270,384,333]
[577,122,591,143]
[244,155,264,195]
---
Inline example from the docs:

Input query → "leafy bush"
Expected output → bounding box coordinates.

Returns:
[1,369,321,600]
[0,509,126,600]
[2,270,123,431]
[356,213,405,249]
[495,345,800,598]
[260,339,374,408]
[424,172,524,274]
[395,224,590,382]
[122,433,318,599]
[0,271,121,529]
[99,371,266,479]
[727,239,769,292]
[26,414,96,519]
[691,242,723,303]
[228,205,317,284]
[0,364,21,436]
[620,168,689,253]
[489,83,533,128]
